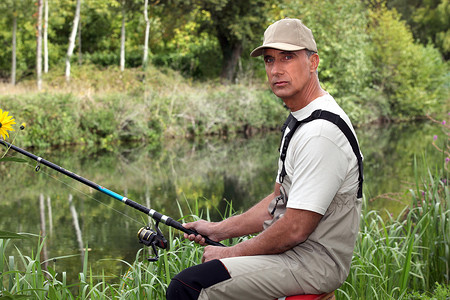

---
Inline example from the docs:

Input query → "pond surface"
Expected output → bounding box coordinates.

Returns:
[0,119,444,283]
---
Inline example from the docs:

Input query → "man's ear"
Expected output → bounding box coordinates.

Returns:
[309,53,319,72]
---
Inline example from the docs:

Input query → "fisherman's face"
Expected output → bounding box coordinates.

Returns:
[263,49,315,104]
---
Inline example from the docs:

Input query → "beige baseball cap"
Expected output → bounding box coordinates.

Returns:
[250,18,317,57]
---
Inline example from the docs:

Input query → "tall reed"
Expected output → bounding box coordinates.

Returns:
[339,157,449,299]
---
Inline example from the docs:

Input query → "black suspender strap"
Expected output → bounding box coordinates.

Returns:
[279,109,364,198]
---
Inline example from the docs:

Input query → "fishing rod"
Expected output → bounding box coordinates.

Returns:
[0,139,225,260]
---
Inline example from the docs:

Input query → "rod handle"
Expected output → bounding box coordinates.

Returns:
[165,218,226,247]
[184,228,225,247]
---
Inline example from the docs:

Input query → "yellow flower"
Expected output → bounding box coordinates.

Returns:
[0,109,16,140]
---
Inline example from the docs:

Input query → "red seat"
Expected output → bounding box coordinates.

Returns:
[277,291,335,300]
[284,295,325,300]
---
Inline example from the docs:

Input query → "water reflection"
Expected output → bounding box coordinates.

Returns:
[0,119,443,283]
[359,121,442,213]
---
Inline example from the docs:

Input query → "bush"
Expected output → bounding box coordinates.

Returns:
[408,283,450,299]
[0,91,164,148]
[367,6,448,120]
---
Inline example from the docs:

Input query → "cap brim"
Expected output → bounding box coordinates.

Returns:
[250,43,306,57]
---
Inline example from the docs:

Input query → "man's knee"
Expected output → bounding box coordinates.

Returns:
[166,259,231,300]
[166,274,199,300]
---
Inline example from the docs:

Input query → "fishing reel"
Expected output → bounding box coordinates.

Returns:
[137,221,168,262]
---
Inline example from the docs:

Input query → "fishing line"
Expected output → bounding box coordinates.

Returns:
[19,159,143,225]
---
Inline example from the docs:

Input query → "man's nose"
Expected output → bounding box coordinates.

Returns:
[270,61,283,76]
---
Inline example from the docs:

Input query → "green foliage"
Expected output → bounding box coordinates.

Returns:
[0,91,163,148]
[167,84,286,137]
[194,0,274,80]
[0,235,66,299]
[408,282,450,299]
[367,6,448,120]
[275,0,376,123]
[84,52,119,67]
[387,0,450,59]
[0,0,448,125]
[152,10,222,79]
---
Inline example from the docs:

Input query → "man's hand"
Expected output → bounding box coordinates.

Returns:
[183,220,221,246]
[183,221,239,262]
[202,245,239,263]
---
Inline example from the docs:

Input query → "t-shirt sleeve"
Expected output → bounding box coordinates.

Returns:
[286,134,350,215]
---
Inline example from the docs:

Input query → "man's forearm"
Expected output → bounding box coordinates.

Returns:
[228,208,323,256]
[214,192,276,240]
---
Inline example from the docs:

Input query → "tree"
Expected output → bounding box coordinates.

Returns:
[142,0,160,68]
[143,0,150,68]
[154,0,272,81]
[116,0,142,71]
[387,0,449,59]
[77,12,82,64]
[194,0,271,82]
[11,10,16,85]
[120,0,126,71]
[65,0,81,82]
[43,0,48,73]
[36,0,43,90]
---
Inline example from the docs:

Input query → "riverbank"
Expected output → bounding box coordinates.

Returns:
[2,63,447,149]
[0,64,288,148]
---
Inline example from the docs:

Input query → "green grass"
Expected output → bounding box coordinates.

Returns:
[1,160,449,299]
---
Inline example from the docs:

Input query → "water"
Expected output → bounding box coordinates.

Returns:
[0,119,444,283]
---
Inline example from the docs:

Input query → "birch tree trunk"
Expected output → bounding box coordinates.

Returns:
[78,19,82,65]
[36,0,43,90]
[44,0,48,73]
[143,0,150,68]
[120,1,126,72]
[11,12,16,86]
[65,0,81,82]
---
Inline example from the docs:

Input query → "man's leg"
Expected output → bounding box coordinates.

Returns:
[167,251,337,300]
[198,255,306,300]
[167,254,310,300]
[166,259,231,300]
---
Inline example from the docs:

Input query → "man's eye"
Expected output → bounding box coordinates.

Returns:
[283,55,293,60]
[264,57,274,64]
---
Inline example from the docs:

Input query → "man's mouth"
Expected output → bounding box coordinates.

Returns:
[273,81,288,87]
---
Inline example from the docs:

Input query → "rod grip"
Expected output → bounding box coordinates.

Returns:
[165,218,225,247]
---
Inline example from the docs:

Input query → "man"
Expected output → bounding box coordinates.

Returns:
[166,18,363,300]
